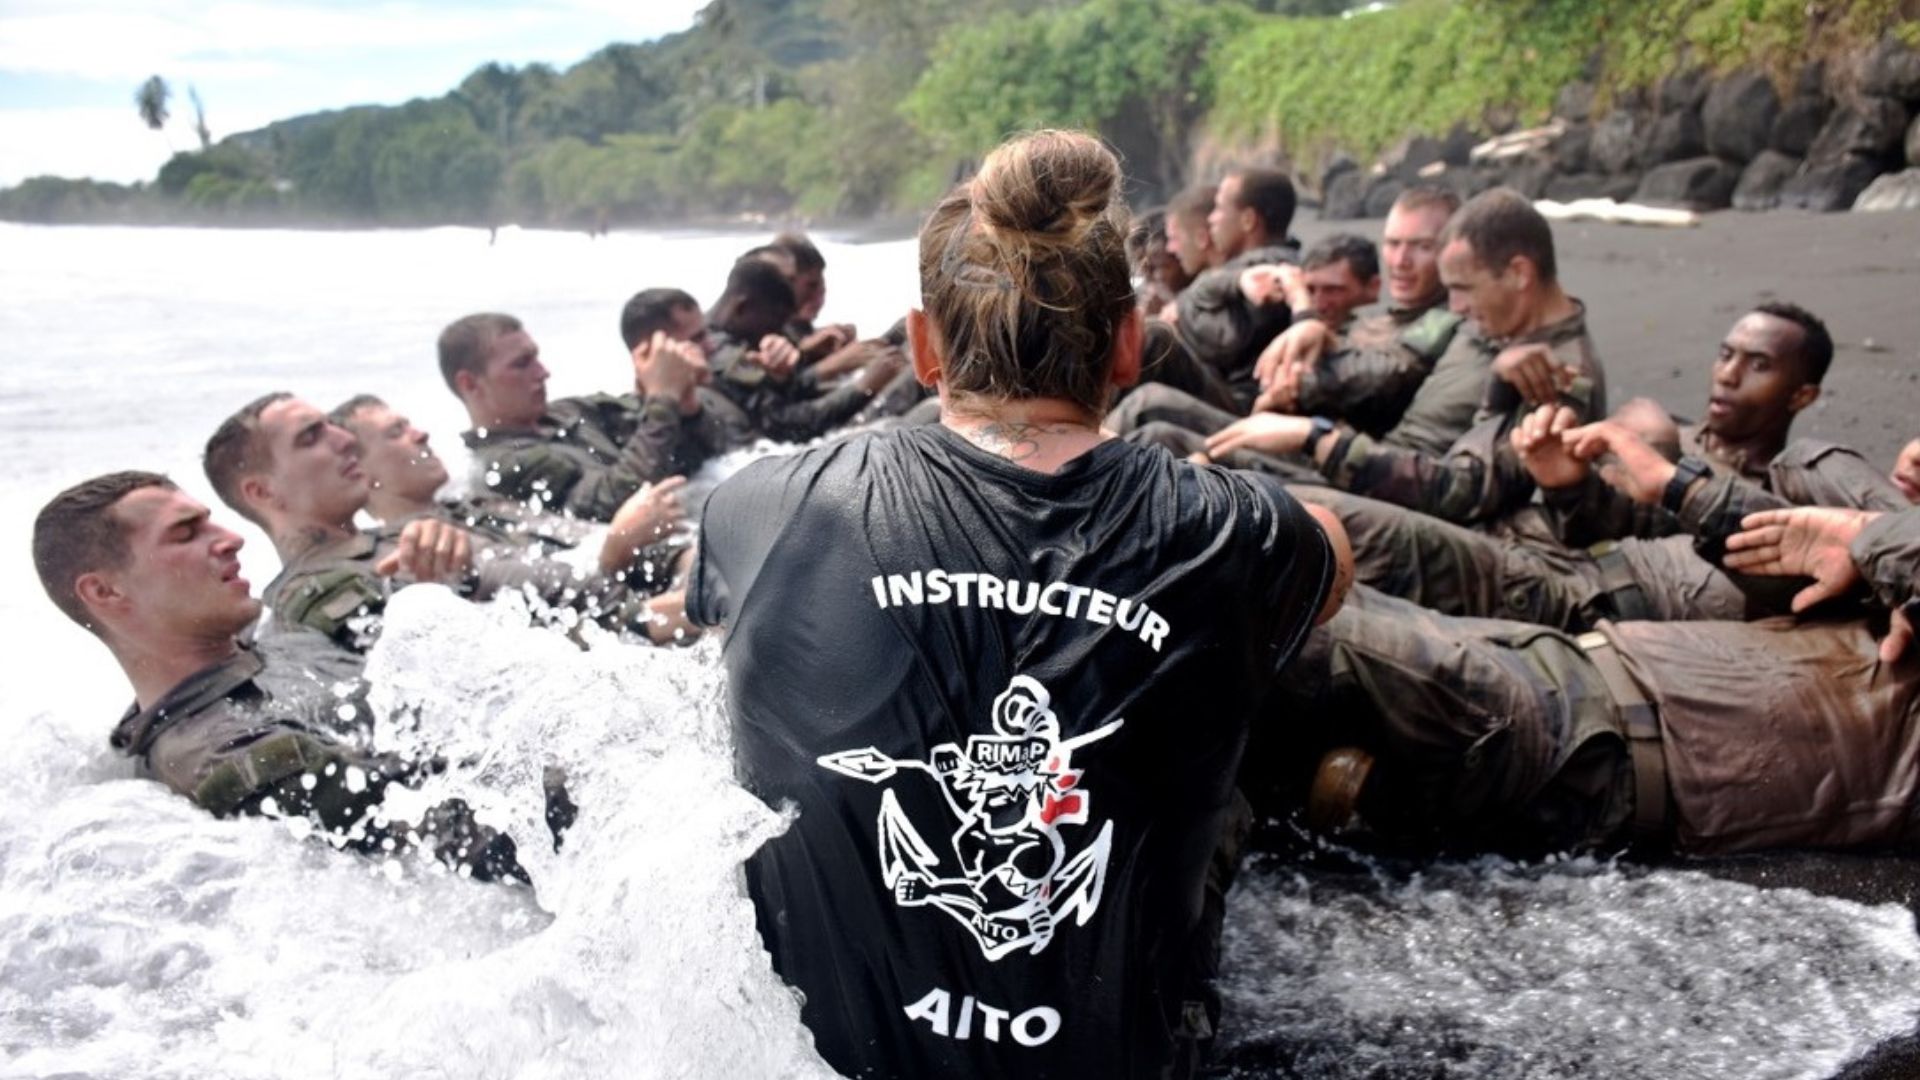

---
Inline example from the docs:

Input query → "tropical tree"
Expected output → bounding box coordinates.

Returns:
[188,85,212,149]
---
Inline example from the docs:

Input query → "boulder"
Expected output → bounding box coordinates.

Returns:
[1854,168,1920,212]
[1384,135,1446,182]
[1362,176,1407,218]
[1591,110,1642,174]
[1778,153,1885,212]
[1320,153,1358,195]
[1702,70,1781,164]
[1543,173,1614,202]
[1551,122,1592,174]
[1638,110,1706,168]
[1657,69,1710,114]
[1321,169,1367,220]
[1634,156,1741,210]
[1439,123,1477,167]
[1909,112,1920,167]
[1806,97,1912,163]
[1732,150,1801,211]
[1494,158,1553,199]
[1772,94,1833,156]
[1555,81,1596,122]
[1860,39,1920,101]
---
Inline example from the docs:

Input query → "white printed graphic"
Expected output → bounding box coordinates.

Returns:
[818,676,1122,961]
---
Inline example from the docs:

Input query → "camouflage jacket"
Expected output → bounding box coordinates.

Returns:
[1294,296,1463,437]
[1173,242,1304,406]
[1854,508,1920,614]
[108,635,528,882]
[1544,425,1910,551]
[1319,303,1607,525]
[708,332,872,443]
[463,389,752,522]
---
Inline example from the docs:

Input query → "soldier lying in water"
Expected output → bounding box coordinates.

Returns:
[30,471,553,883]
[202,392,693,651]
[1266,504,1919,859]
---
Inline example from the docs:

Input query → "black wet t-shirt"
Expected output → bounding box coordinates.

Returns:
[689,424,1332,1079]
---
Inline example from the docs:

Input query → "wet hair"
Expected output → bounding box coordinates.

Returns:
[437,312,523,394]
[1227,168,1297,240]
[1392,184,1463,219]
[1442,187,1557,284]
[620,288,700,351]
[711,257,798,337]
[1304,233,1380,282]
[328,393,386,428]
[772,232,826,273]
[1752,300,1834,386]
[737,244,797,279]
[33,470,175,632]
[204,392,292,526]
[918,129,1135,416]
[1166,183,1214,233]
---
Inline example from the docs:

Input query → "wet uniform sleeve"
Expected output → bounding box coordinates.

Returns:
[1319,373,1603,526]
[1851,509,1920,612]
[1540,473,1679,547]
[269,567,388,649]
[755,381,872,443]
[1295,309,1461,435]
[1174,266,1293,380]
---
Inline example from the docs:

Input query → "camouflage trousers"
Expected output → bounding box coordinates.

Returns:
[1272,586,1634,856]
[1290,487,1752,631]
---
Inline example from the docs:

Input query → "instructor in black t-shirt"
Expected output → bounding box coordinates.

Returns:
[689,129,1354,1079]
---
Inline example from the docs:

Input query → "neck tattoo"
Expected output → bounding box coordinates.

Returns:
[963,421,1092,463]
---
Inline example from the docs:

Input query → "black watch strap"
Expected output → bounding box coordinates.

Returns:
[1662,455,1711,514]
[1308,415,1337,445]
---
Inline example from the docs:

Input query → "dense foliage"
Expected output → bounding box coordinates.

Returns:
[3,0,1914,226]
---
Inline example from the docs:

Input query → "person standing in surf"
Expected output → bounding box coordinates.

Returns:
[687,129,1352,1078]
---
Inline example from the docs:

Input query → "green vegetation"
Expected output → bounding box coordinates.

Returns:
[4,0,1915,227]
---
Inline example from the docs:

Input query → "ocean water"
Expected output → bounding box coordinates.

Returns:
[2,223,1917,1079]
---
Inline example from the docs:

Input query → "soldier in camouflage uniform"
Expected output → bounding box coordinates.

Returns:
[1272,502,1920,858]
[1170,167,1304,408]
[1296,303,1907,630]
[445,310,751,522]
[30,472,536,883]
[1114,187,1465,455]
[705,257,908,442]
[1205,187,1607,527]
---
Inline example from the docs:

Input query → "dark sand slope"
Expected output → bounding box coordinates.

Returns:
[1296,208,1920,468]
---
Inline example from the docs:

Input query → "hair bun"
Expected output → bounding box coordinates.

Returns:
[970,130,1121,249]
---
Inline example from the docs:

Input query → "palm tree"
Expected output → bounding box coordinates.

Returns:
[189,85,211,150]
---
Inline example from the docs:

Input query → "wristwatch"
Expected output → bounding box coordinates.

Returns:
[1307,415,1337,454]
[1662,455,1711,513]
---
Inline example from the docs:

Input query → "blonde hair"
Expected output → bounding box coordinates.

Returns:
[918,130,1135,416]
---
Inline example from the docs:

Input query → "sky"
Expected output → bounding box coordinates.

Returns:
[0,0,709,187]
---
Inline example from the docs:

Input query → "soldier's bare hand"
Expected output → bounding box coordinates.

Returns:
[1238,264,1295,308]
[1723,506,1877,611]
[1205,412,1315,460]
[1892,438,1920,504]
[754,334,800,378]
[854,346,907,395]
[635,331,710,409]
[602,476,688,573]
[1511,404,1588,489]
[639,589,698,645]
[377,518,473,584]
[1256,320,1332,392]
[1883,605,1915,664]
[1492,343,1577,407]
[1562,420,1675,505]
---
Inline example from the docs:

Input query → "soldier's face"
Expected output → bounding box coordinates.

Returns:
[1893,439,1920,504]
[473,330,549,429]
[345,403,448,503]
[256,398,369,528]
[1207,175,1252,260]
[106,486,259,640]
[1439,239,1524,338]
[1705,312,1816,442]
[1303,260,1378,328]
[1381,203,1449,306]
[1165,210,1215,275]
[667,304,717,359]
[793,268,826,322]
